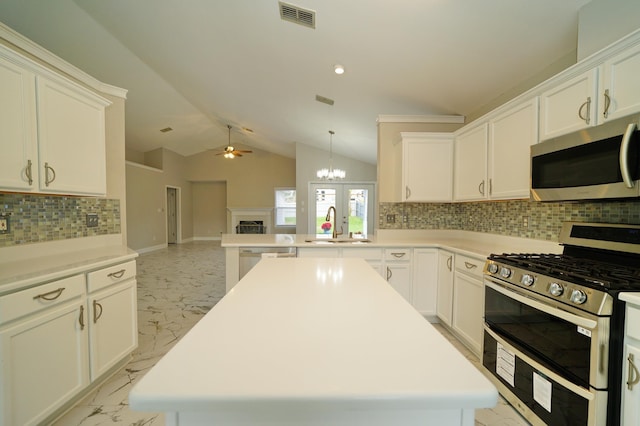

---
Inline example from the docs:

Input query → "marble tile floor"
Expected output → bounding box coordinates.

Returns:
[53,241,528,426]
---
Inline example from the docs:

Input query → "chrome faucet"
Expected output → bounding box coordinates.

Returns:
[325,206,342,239]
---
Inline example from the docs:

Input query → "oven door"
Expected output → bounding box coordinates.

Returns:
[484,278,609,390]
[483,278,610,426]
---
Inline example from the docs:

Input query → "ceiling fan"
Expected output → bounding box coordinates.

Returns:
[215,125,253,158]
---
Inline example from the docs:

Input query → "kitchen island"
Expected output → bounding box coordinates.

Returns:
[129,257,497,426]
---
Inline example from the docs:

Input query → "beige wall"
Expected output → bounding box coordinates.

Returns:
[192,182,227,239]
[104,94,127,246]
[578,0,640,61]
[126,147,296,251]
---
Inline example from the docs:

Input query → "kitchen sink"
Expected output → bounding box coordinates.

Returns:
[304,238,371,244]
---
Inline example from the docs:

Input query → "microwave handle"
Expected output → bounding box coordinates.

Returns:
[620,122,637,189]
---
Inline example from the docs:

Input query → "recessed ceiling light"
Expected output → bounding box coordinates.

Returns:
[334,64,345,75]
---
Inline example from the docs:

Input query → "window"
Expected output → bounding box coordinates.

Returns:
[275,188,296,226]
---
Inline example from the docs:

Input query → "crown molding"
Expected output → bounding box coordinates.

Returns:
[376,114,465,124]
[0,22,127,99]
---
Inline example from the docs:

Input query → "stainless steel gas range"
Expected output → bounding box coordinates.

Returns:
[482,222,640,426]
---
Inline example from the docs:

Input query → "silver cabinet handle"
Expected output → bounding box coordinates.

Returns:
[578,97,591,124]
[108,269,126,279]
[603,89,611,119]
[628,353,639,390]
[489,178,492,196]
[79,305,85,330]
[44,162,56,186]
[33,287,65,301]
[619,122,637,189]
[478,180,485,195]
[391,252,406,258]
[386,267,392,281]
[25,159,33,186]
[93,300,103,323]
[446,256,452,271]
[464,262,477,269]
[405,186,411,200]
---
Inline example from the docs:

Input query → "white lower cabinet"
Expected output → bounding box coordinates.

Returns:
[341,247,384,277]
[384,248,412,303]
[0,259,137,426]
[622,300,640,425]
[436,250,454,326]
[412,249,438,317]
[0,275,89,426]
[451,254,485,356]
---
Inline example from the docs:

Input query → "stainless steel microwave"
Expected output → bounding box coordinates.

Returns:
[531,114,640,201]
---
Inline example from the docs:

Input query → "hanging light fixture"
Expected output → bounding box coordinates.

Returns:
[317,130,346,180]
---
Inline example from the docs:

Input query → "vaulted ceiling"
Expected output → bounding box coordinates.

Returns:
[0,0,591,164]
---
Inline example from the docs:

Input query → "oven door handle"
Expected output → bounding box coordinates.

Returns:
[485,280,597,330]
[620,122,637,189]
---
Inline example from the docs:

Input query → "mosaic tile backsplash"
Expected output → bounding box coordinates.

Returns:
[378,199,640,241]
[0,193,121,247]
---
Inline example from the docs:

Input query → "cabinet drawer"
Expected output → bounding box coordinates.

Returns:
[627,306,640,341]
[455,254,484,278]
[342,248,383,260]
[0,274,85,324]
[384,248,412,261]
[87,260,136,293]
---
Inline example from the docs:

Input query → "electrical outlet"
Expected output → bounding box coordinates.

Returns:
[86,213,99,228]
[386,214,396,223]
[0,216,8,234]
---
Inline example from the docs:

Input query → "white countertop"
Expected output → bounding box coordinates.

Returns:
[0,239,137,295]
[129,257,497,421]
[221,230,562,258]
[620,292,640,307]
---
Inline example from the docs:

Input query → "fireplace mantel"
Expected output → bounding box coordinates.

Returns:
[228,208,273,234]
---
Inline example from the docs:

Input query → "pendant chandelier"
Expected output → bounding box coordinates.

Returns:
[316,130,346,180]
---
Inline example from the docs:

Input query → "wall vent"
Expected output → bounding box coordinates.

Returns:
[279,1,315,29]
[315,95,334,106]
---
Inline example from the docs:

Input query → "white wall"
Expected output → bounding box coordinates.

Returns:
[295,142,377,234]
[578,0,640,60]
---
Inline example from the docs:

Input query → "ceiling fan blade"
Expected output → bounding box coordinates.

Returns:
[235,149,252,153]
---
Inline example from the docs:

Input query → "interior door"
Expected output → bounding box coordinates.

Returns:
[308,183,375,238]
[167,187,177,244]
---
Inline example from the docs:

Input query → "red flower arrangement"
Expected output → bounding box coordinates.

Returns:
[321,222,332,230]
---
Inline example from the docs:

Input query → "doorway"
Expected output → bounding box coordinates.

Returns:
[308,182,375,238]
[166,186,180,244]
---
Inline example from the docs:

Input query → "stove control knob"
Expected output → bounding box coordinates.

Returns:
[499,267,512,279]
[549,282,564,296]
[570,289,587,305]
[487,263,499,274]
[521,274,535,286]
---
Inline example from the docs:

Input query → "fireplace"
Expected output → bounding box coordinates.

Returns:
[236,220,266,234]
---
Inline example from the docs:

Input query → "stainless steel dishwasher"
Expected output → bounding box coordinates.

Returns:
[238,247,297,279]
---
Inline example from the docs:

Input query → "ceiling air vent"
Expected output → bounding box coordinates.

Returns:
[279,1,315,29]
[315,95,334,106]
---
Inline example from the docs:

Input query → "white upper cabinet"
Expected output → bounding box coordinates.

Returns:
[600,42,640,123]
[540,40,640,141]
[0,45,110,196]
[0,53,38,191]
[539,69,598,140]
[488,97,538,200]
[401,133,454,202]
[36,76,109,195]
[454,123,488,201]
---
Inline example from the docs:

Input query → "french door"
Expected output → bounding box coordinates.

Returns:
[308,182,375,238]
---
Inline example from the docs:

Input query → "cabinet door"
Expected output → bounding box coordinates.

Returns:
[402,134,454,202]
[0,300,89,426]
[386,263,412,303]
[88,280,138,380]
[488,98,538,200]
[454,123,488,201]
[0,54,38,191]
[601,42,640,123]
[622,343,640,426]
[539,69,598,140]
[436,251,454,326]
[412,249,438,317]
[36,75,107,196]
[452,272,484,355]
